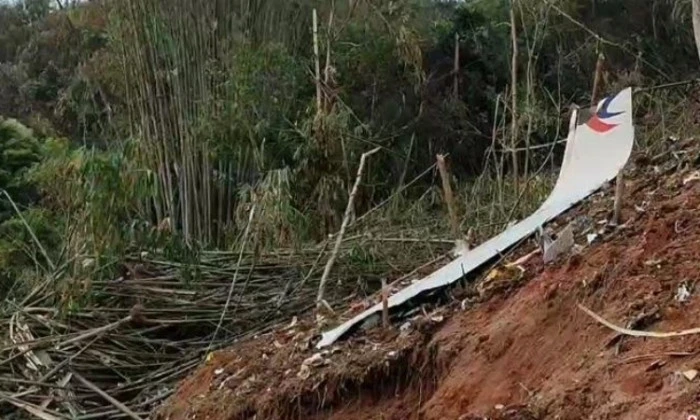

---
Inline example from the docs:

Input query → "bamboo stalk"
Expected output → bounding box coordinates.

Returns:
[324,3,335,87]
[209,204,257,351]
[436,155,460,239]
[592,52,605,102]
[313,9,322,116]
[510,0,519,187]
[588,53,624,227]
[73,372,144,420]
[316,147,381,309]
[381,278,389,329]
[453,32,460,99]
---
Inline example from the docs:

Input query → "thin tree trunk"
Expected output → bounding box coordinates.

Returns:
[313,9,322,116]
[510,0,519,187]
[453,33,460,99]
[693,0,700,62]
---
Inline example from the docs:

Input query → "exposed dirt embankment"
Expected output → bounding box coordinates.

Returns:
[156,141,700,420]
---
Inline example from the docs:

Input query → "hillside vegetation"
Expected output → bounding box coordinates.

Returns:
[0,0,699,417]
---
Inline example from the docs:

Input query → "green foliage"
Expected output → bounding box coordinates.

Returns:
[0,117,42,220]
[28,137,154,256]
[0,0,697,278]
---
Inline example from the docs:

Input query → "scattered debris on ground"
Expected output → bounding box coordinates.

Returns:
[0,233,453,418]
[156,137,700,419]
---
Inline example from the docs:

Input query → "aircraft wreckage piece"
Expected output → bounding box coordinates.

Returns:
[317,87,634,349]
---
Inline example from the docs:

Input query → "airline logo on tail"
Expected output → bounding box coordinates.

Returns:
[586,94,624,133]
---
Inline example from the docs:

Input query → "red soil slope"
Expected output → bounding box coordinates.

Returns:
[156,142,700,420]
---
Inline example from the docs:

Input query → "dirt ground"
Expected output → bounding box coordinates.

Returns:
[155,139,700,420]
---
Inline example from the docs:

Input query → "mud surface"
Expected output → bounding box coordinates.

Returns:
[156,141,700,420]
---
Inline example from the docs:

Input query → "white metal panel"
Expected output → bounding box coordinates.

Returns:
[316,87,634,349]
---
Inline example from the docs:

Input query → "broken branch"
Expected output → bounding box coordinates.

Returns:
[381,278,389,329]
[436,154,460,239]
[317,147,381,309]
[578,303,700,338]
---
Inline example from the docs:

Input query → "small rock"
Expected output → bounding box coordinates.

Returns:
[214,368,224,375]
[495,404,505,410]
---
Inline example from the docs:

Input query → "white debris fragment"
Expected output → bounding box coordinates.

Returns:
[683,369,698,382]
[451,239,470,257]
[683,171,700,186]
[543,224,575,264]
[586,233,598,244]
[675,283,691,303]
[302,353,326,367]
[430,314,445,323]
[214,368,224,375]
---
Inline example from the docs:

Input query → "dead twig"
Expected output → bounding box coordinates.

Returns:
[0,392,64,420]
[72,372,144,420]
[578,303,700,338]
[616,351,696,365]
[57,317,132,349]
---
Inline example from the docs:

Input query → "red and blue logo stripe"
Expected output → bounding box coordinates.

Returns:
[586,94,624,133]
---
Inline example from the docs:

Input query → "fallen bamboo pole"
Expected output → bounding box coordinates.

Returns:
[73,372,144,420]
